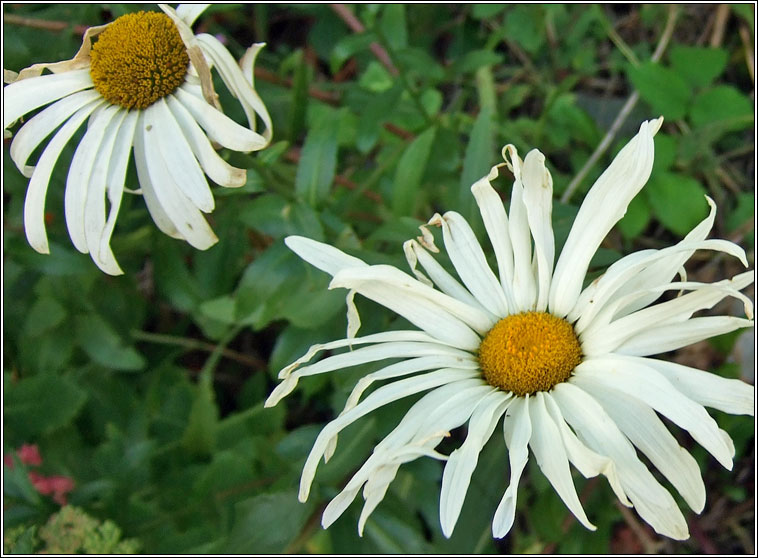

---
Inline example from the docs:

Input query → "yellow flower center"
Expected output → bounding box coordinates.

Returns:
[89,11,189,110]
[478,311,582,396]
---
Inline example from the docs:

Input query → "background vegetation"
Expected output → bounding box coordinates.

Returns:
[3,3,754,554]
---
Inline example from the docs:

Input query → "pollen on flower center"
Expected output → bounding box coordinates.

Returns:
[89,11,189,110]
[478,311,582,396]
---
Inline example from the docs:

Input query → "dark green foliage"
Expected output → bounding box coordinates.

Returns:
[3,4,753,554]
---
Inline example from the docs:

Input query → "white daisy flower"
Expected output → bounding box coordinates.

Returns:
[3,4,272,275]
[265,117,755,541]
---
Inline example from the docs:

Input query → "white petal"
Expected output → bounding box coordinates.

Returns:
[298,368,479,502]
[542,393,631,506]
[552,382,690,540]
[64,104,120,253]
[574,357,734,469]
[521,150,555,312]
[4,69,93,130]
[332,264,494,336]
[83,108,127,275]
[507,177,538,312]
[617,355,755,416]
[492,396,532,538]
[323,380,489,529]
[614,197,748,317]
[329,267,483,350]
[175,85,267,152]
[322,351,479,462]
[276,329,444,380]
[577,379,706,512]
[175,3,209,26]
[403,239,492,315]
[287,340,473,382]
[439,390,510,537]
[581,275,754,355]
[549,117,663,318]
[428,211,510,316]
[132,113,183,240]
[195,34,273,146]
[97,110,139,272]
[140,106,219,249]
[529,393,596,529]
[11,89,101,177]
[614,316,753,357]
[470,164,517,312]
[285,235,368,276]
[165,94,246,187]
[376,380,492,455]
[152,98,214,212]
[572,236,749,332]
[341,354,480,414]
[23,100,102,254]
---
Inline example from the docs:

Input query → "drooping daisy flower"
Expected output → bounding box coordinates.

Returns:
[265,117,755,541]
[3,4,272,275]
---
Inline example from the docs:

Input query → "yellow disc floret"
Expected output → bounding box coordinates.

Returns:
[478,311,582,396]
[90,11,189,110]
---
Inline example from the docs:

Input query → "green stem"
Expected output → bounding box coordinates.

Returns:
[131,329,266,370]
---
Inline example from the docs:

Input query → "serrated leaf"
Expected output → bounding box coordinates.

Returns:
[645,171,709,236]
[670,45,727,88]
[616,194,651,239]
[5,374,87,438]
[392,126,437,216]
[627,62,691,120]
[689,85,753,128]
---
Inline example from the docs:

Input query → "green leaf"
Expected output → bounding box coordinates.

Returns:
[198,295,237,324]
[359,61,394,92]
[238,193,325,241]
[726,192,755,248]
[224,491,311,553]
[392,126,437,216]
[379,4,407,51]
[448,49,504,76]
[616,194,651,239]
[627,62,691,120]
[287,50,310,143]
[504,5,543,53]
[23,296,66,337]
[731,4,754,33]
[356,83,404,152]
[235,242,344,330]
[5,373,87,438]
[472,4,507,19]
[460,107,495,219]
[295,109,340,207]
[329,32,376,74]
[645,171,709,236]
[669,45,727,88]
[75,314,146,371]
[689,85,753,128]
[651,132,677,173]
[181,383,219,457]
